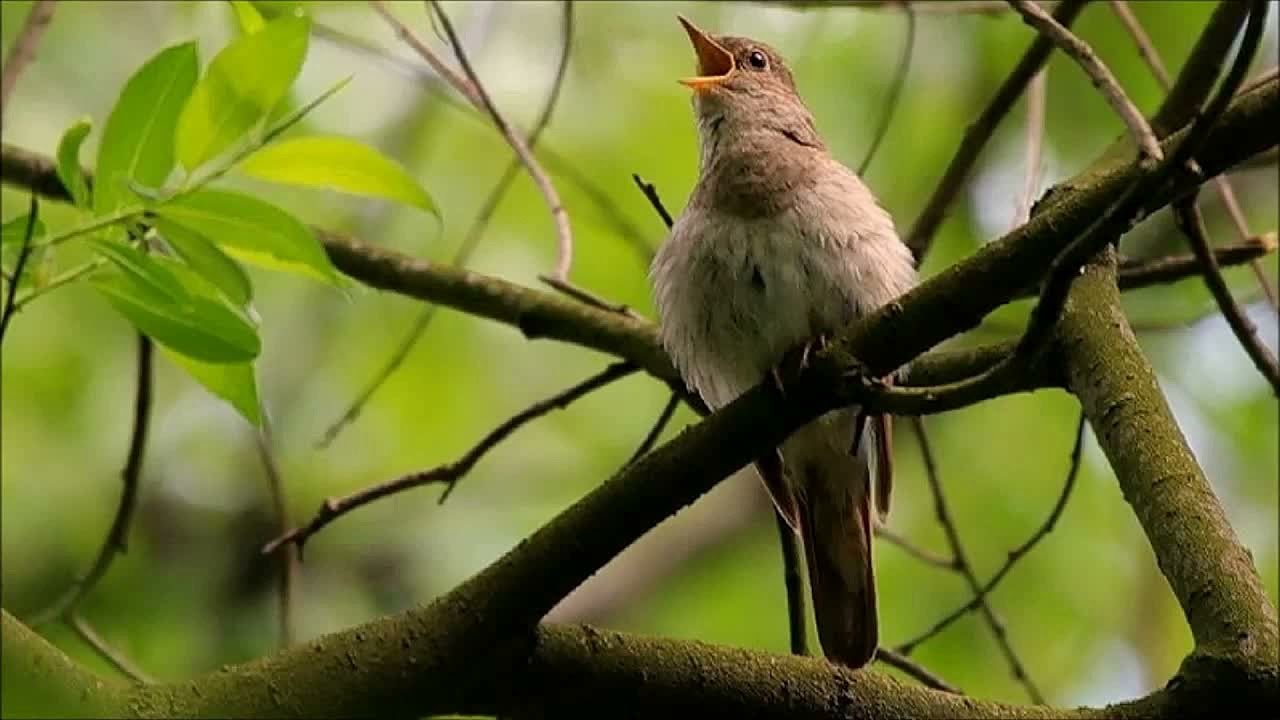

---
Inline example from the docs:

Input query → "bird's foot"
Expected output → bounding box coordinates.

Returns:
[847,363,894,456]
[768,334,832,397]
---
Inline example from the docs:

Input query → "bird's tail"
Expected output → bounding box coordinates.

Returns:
[790,415,879,668]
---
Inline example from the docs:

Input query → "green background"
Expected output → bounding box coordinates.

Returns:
[2,0,1276,711]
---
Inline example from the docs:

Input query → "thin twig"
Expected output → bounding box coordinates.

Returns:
[268,362,638,556]
[1008,0,1163,165]
[969,3,1270,397]
[632,174,675,230]
[1012,68,1046,228]
[857,3,914,176]
[0,195,38,343]
[30,335,152,626]
[0,0,57,125]
[1108,1,1170,87]
[426,0,574,281]
[775,513,810,656]
[875,526,956,570]
[256,417,298,648]
[1112,0,1278,310]
[905,0,1087,261]
[902,417,1044,703]
[538,275,638,318]
[1174,199,1280,394]
[1013,0,1270,363]
[761,0,1032,14]
[318,1,575,448]
[1117,234,1277,291]
[875,647,961,694]
[623,392,680,467]
[69,613,155,684]
[899,411,1086,659]
[367,0,479,104]
[312,17,655,269]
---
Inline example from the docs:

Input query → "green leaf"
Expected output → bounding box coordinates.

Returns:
[239,135,438,216]
[91,241,261,363]
[228,0,265,34]
[163,348,262,425]
[154,217,253,306]
[155,189,340,285]
[56,118,93,208]
[175,13,311,171]
[95,43,199,215]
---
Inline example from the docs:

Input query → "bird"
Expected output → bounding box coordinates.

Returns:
[649,16,918,669]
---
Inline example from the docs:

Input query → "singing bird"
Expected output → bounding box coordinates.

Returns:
[650,17,918,668]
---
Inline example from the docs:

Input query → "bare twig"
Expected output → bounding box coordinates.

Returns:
[30,335,153,626]
[901,417,1044,703]
[1108,1,1171,87]
[632,174,675,230]
[69,613,155,684]
[1012,68,1046,228]
[1111,0,1278,310]
[857,3,915,176]
[968,4,1270,399]
[268,362,638,555]
[314,17,655,269]
[318,1,575,448]
[0,0,57,125]
[256,418,298,648]
[1008,0,1162,164]
[899,411,1086,659]
[760,0,1033,14]
[876,647,961,694]
[426,0,574,281]
[367,0,479,104]
[538,275,639,318]
[1117,234,1277,290]
[0,194,38,343]
[875,526,956,570]
[775,513,810,657]
[1174,200,1280,394]
[905,0,1088,261]
[623,392,680,467]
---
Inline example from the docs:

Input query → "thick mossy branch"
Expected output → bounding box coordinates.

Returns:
[0,610,1198,719]
[1054,248,1278,695]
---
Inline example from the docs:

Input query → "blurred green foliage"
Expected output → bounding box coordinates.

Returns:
[2,0,1276,713]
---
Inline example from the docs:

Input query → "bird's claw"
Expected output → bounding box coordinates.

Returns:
[769,334,832,397]
[847,363,894,456]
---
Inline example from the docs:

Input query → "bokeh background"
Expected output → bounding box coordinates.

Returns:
[3,0,1277,711]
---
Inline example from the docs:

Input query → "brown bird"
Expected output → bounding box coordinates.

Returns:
[650,17,917,668]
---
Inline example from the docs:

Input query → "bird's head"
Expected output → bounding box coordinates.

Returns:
[675,16,820,158]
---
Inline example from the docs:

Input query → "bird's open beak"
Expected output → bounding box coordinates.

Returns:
[677,16,733,92]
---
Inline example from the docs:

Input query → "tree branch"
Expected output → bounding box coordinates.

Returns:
[900,418,1042,703]
[1055,247,1278,664]
[1173,200,1279,392]
[266,361,637,555]
[1008,0,1162,164]
[1116,234,1276,291]
[30,335,153,626]
[423,0,575,281]
[899,410,1085,658]
[0,0,57,125]
[904,0,1087,261]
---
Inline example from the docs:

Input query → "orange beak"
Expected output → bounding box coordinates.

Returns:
[677,16,733,92]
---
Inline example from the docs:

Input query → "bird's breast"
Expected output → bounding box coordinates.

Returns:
[652,209,846,408]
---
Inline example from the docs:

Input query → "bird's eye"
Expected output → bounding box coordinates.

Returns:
[746,50,768,70]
